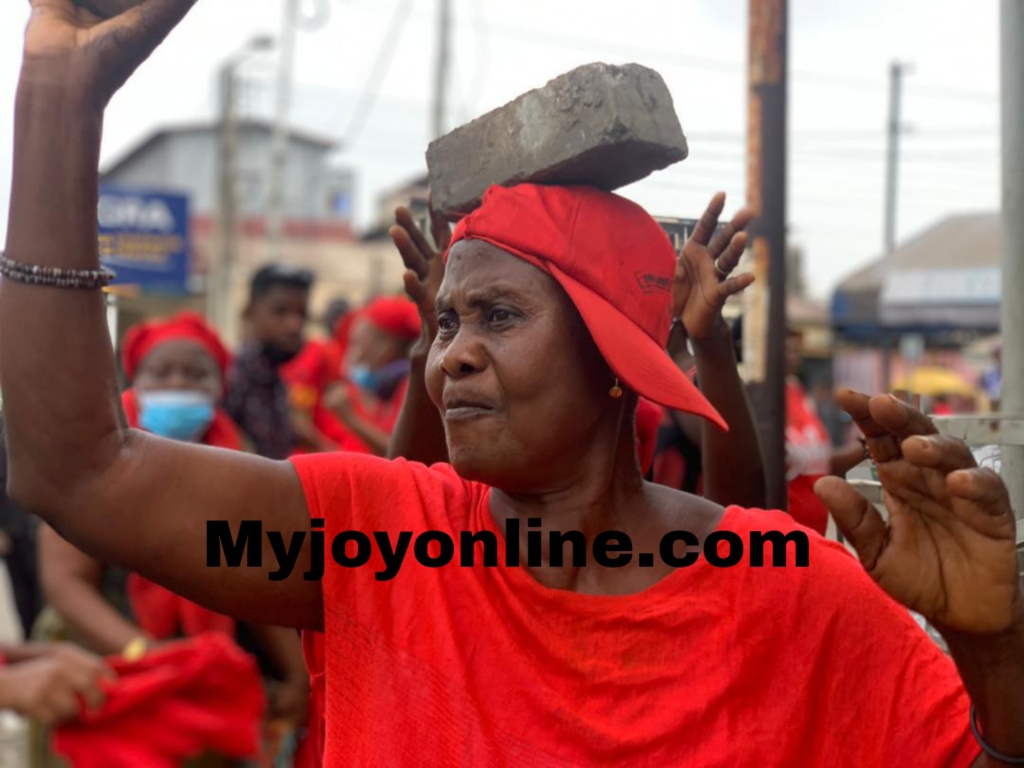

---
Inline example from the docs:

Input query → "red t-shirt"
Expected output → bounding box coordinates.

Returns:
[786,379,833,535]
[291,454,978,767]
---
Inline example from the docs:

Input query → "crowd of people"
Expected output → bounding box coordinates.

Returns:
[0,1,1021,766]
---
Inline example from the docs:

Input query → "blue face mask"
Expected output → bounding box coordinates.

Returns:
[349,359,410,398]
[137,390,216,443]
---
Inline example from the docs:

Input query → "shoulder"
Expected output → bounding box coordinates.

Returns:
[289,454,485,530]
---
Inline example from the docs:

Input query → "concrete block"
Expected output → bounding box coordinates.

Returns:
[73,0,147,19]
[426,62,688,217]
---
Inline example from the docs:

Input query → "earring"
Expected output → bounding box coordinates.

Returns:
[609,378,623,399]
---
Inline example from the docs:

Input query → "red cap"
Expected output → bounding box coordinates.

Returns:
[448,184,725,429]
[121,312,231,381]
[362,296,422,342]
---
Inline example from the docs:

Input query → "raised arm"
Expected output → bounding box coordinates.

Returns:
[1,0,319,629]
[671,193,767,508]
[386,205,449,464]
[817,392,1024,766]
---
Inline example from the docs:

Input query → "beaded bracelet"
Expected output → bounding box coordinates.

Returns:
[0,251,115,289]
[971,704,1024,764]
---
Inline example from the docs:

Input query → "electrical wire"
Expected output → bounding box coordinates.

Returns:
[339,0,416,149]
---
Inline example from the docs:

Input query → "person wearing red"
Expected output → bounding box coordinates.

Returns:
[283,299,365,455]
[322,296,421,455]
[5,6,1024,766]
[38,312,310,766]
[784,329,868,535]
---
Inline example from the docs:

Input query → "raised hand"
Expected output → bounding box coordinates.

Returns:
[672,192,755,341]
[816,391,1021,635]
[389,202,450,355]
[23,0,196,106]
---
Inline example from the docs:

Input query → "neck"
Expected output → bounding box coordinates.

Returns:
[489,401,649,586]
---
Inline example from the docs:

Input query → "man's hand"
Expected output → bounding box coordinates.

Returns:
[389,202,450,359]
[23,0,197,107]
[673,192,755,341]
[1,643,112,725]
[816,391,1021,635]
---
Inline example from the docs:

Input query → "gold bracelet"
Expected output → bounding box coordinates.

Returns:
[122,637,148,662]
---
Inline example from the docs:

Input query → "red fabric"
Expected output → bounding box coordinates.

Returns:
[362,296,421,342]
[122,389,240,638]
[125,577,235,641]
[331,312,357,369]
[121,312,231,381]
[282,341,374,456]
[53,633,265,768]
[300,630,327,767]
[635,396,661,475]
[348,376,409,437]
[290,453,979,767]
[449,185,724,429]
[785,379,832,535]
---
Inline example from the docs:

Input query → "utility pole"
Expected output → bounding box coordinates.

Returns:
[212,37,273,340]
[213,64,239,337]
[745,0,789,510]
[884,61,906,255]
[432,0,452,139]
[999,0,1024,556]
[267,0,298,261]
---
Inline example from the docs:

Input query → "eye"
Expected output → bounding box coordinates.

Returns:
[437,311,459,335]
[487,307,515,325]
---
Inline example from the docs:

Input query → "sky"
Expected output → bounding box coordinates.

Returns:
[0,0,1001,299]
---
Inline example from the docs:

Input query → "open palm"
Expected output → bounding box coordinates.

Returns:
[673,192,755,341]
[816,391,1020,634]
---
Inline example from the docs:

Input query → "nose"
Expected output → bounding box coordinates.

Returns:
[164,371,192,391]
[439,324,486,380]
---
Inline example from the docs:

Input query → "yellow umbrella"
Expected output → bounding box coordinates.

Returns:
[891,366,978,398]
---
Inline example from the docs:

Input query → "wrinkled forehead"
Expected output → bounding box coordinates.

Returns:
[137,339,219,375]
[439,239,557,304]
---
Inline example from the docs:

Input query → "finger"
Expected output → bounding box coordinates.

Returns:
[716,272,755,300]
[75,678,106,712]
[402,270,427,306]
[814,476,888,570]
[47,687,82,724]
[947,467,1012,511]
[835,389,902,463]
[868,394,939,442]
[389,226,430,280]
[428,199,452,253]
[901,434,978,474]
[708,207,753,259]
[99,0,197,60]
[395,207,436,261]
[690,192,726,246]
[712,231,748,276]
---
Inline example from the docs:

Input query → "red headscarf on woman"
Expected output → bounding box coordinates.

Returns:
[120,312,242,452]
[119,312,240,637]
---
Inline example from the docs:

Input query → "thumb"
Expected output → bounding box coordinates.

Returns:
[95,0,197,78]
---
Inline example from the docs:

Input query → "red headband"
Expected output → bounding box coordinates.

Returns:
[362,297,422,342]
[121,312,231,381]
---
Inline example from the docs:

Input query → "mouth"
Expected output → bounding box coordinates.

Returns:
[442,397,497,422]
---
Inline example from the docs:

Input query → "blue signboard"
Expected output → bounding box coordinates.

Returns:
[97,187,190,294]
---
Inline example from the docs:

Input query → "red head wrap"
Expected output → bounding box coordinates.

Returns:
[121,312,231,381]
[361,297,421,342]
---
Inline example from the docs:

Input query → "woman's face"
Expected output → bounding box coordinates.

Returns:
[133,339,222,401]
[426,240,616,490]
